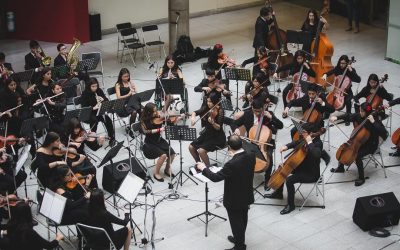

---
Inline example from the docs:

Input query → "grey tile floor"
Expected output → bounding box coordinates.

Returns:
[1,2,400,249]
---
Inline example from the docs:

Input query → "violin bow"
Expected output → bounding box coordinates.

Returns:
[192,99,223,126]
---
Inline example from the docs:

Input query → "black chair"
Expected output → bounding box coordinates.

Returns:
[76,223,117,250]
[116,22,139,59]
[120,27,147,67]
[141,24,166,61]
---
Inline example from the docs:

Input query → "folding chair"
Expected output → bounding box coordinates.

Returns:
[363,139,387,178]
[120,27,147,67]
[130,122,152,170]
[116,22,139,60]
[81,52,104,88]
[382,94,394,136]
[76,223,117,250]
[106,86,129,129]
[141,24,166,61]
[296,149,331,210]
[209,144,229,167]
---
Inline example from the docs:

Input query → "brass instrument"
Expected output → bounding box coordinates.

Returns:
[38,45,52,66]
[67,38,81,73]
[0,65,13,78]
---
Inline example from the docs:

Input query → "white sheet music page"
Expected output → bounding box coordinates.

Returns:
[118,172,144,204]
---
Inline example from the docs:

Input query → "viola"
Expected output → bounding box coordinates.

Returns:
[366,74,389,110]
[391,128,400,149]
[152,111,189,125]
[286,64,307,103]
[66,172,91,190]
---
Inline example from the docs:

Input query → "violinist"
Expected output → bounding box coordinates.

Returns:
[233,99,283,188]
[0,148,27,195]
[265,122,323,215]
[207,44,236,79]
[0,52,14,89]
[189,92,226,168]
[354,73,392,118]
[322,55,361,125]
[81,77,115,145]
[253,6,274,54]
[47,82,67,136]
[241,46,272,79]
[240,73,270,109]
[273,50,316,108]
[301,9,328,53]
[67,117,105,154]
[330,102,388,186]
[141,102,176,182]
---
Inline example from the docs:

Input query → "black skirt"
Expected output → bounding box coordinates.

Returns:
[143,137,176,159]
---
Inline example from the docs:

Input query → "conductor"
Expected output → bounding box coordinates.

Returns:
[196,135,255,250]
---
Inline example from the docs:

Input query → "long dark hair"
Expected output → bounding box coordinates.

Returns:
[207,44,223,69]
[366,73,379,89]
[38,67,52,84]
[161,55,179,74]
[141,102,157,122]
[336,55,350,68]
[85,77,99,93]
[116,68,130,85]
[303,9,318,29]
[49,165,70,191]
[7,202,34,243]
[67,117,83,138]
[42,132,60,148]
[89,189,106,216]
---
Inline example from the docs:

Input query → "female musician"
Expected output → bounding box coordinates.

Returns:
[26,67,53,97]
[207,44,236,79]
[81,77,115,144]
[265,122,323,215]
[0,148,27,195]
[7,202,63,250]
[46,82,67,137]
[233,99,283,189]
[273,50,316,108]
[241,46,272,79]
[322,55,361,125]
[67,117,105,154]
[189,92,226,168]
[241,73,270,109]
[301,9,328,52]
[141,102,176,182]
[330,102,388,186]
[87,189,132,250]
[115,68,140,130]
[0,52,13,88]
[159,55,184,80]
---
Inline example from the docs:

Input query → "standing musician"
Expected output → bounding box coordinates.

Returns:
[81,77,115,144]
[301,9,328,53]
[0,52,14,89]
[24,40,45,84]
[47,82,67,137]
[253,6,274,55]
[189,92,226,168]
[353,73,392,118]
[273,50,315,108]
[115,68,140,132]
[330,102,388,186]
[196,135,255,250]
[54,43,68,67]
[322,55,361,125]
[265,122,323,215]
[141,102,176,182]
[384,98,400,157]
[233,99,283,189]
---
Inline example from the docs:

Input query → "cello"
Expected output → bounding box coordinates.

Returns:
[366,74,389,110]
[286,63,307,103]
[310,1,334,88]
[326,56,356,110]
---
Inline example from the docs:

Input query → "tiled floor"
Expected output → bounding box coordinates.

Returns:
[1,2,400,249]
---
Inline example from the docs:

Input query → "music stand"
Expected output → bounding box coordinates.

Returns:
[165,125,198,188]
[52,65,70,80]
[287,30,312,50]
[10,69,34,87]
[156,79,184,98]
[130,89,155,106]
[224,68,251,113]
[187,166,227,237]
[20,116,49,149]
[75,58,98,72]
[221,98,233,111]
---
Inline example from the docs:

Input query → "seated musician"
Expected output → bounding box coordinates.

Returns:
[353,73,392,119]
[322,55,361,125]
[0,52,14,89]
[207,44,236,80]
[301,9,328,53]
[0,78,27,132]
[384,98,400,156]
[239,72,270,110]
[46,82,67,137]
[26,68,53,117]
[265,122,323,215]
[241,46,272,79]
[0,148,27,195]
[81,77,115,145]
[273,50,315,108]
[283,83,334,138]
[330,102,388,186]
[54,43,68,67]
[233,99,283,189]
[67,117,105,154]
[189,92,226,168]
[141,102,176,182]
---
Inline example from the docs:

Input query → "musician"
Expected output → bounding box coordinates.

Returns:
[189,92,226,168]
[330,102,388,186]
[353,73,393,118]
[46,82,67,137]
[54,43,68,67]
[207,44,235,80]
[273,50,316,108]
[87,189,132,250]
[81,77,115,144]
[301,9,328,52]
[141,102,176,182]
[196,135,255,250]
[384,98,400,157]
[115,68,140,132]
[159,55,184,79]
[233,99,283,188]
[253,6,274,53]
[322,55,361,125]
[67,117,105,154]
[24,40,43,71]
[240,73,270,109]
[265,122,323,215]
[7,202,63,250]
[26,67,53,101]
[0,52,14,89]
[0,148,27,195]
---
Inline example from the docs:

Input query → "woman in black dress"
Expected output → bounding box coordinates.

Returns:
[81,77,115,143]
[189,92,226,167]
[67,117,105,154]
[141,102,176,182]
[87,189,132,250]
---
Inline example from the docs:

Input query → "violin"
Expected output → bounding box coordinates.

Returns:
[53,145,79,159]
[217,53,237,68]
[0,135,20,148]
[0,194,27,207]
[66,172,91,190]
[152,111,189,125]
[366,74,389,110]
[74,130,110,143]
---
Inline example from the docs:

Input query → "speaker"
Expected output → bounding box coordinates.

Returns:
[102,157,146,194]
[353,192,400,231]
[89,13,101,41]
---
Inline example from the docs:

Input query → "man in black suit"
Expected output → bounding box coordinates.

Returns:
[196,135,255,250]
[0,52,13,89]
[25,40,45,83]
[252,6,274,54]
[54,43,68,67]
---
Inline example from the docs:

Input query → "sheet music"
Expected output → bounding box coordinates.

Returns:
[16,145,31,173]
[40,189,67,224]
[118,172,144,204]
[190,166,222,183]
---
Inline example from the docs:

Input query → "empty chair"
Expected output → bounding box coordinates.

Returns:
[116,22,139,59]
[119,27,147,67]
[141,24,166,61]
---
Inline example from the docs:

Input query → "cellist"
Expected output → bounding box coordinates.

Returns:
[330,102,388,186]
[384,98,400,157]
[265,122,323,215]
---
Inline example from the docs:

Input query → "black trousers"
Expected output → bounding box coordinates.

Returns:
[338,146,373,180]
[226,207,249,250]
[346,0,361,28]
[89,113,114,139]
[275,173,317,207]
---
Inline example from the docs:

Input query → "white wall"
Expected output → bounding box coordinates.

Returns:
[386,0,400,63]
[88,0,263,30]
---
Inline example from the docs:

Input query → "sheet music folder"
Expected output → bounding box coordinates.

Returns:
[39,188,67,224]
[189,166,222,183]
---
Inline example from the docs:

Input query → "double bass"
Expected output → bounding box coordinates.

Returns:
[366,74,389,110]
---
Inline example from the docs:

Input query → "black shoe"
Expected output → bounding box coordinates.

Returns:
[264,191,283,200]
[355,178,365,186]
[164,170,175,178]
[345,121,350,126]
[330,166,345,173]
[264,184,271,191]
[280,205,295,215]
[345,27,353,31]
[32,219,39,226]
[389,151,400,157]
[227,235,235,244]
[153,174,164,182]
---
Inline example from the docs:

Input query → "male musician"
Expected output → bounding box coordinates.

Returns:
[330,102,388,186]
[196,134,255,250]
[265,122,323,215]
[54,43,68,67]
[253,6,274,54]
[0,52,13,88]
[233,98,283,189]
[24,40,43,71]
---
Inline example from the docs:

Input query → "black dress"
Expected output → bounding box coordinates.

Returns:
[141,120,175,159]
[115,83,140,117]
[8,227,59,250]
[35,151,63,188]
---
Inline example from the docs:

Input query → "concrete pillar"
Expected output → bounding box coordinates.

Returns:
[168,0,189,54]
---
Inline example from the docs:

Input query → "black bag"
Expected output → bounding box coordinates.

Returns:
[173,35,196,64]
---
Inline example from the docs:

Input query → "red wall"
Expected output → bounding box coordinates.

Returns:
[6,0,90,43]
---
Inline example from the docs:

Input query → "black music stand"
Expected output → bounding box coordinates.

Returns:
[224,68,251,113]
[76,58,98,72]
[20,116,49,149]
[10,69,34,86]
[165,125,198,188]
[287,30,312,49]
[156,79,184,97]
[129,89,155,106]
[221,98,233,111]
[96,99,116,116]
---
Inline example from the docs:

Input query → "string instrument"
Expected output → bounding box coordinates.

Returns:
[336,107,383,166]
[74,130,110,143]
[326,56,356,110]
[0,194,32,207]
[310,2,334,88]
[53,145,80,159]
[268,128,325,190]
[366,74,389,110]
[0,135,20,148]
[286,64,307,103]
[152,111,189,125]
[217,53,237,68]
[65,172,91,190]
[248,104,272,173]
[391,127,400,149]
